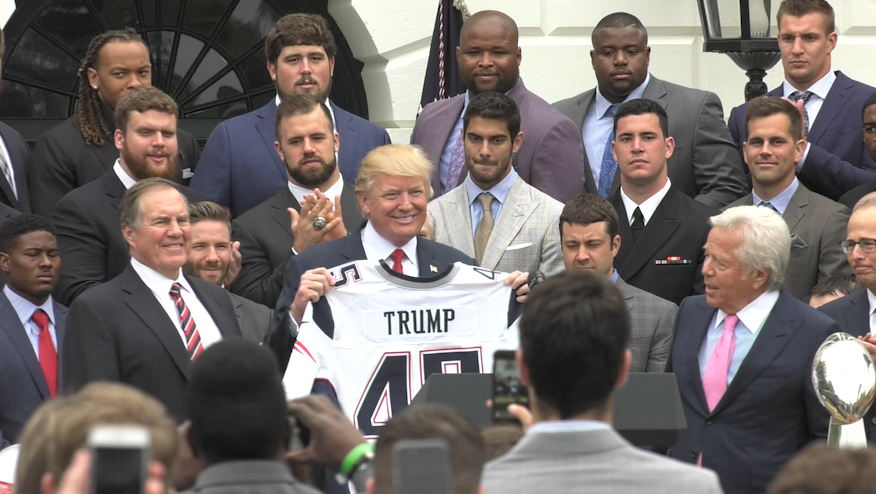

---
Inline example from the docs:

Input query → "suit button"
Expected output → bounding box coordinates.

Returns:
[706,419,713,425]
[690,451,697,458]
[872,418,876,425]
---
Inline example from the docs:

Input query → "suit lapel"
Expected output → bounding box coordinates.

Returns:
[481,178,537,270]
[53,300,67,346]
[340,182,362,228]
[615,277,637,312]
[416,240,440,277]
[711,292,798,415]
[783,184,809,232]
[187,275,241,339]
[102,170,127,211]
[0,295,52,399]
[332,103,356,169]
[439,186,476,257]
[613,188,682,279]
[574,90,598,195]
[680,299,715,414]
[254,101,287,181]
[807,72,852,144]
[270,188,298,241]
[842,290,870,337]
[120,267,193,380]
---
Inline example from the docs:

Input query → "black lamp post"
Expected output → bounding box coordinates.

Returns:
[697,0,782,101]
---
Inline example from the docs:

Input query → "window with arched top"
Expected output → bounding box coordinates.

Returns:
[0,0,369,142]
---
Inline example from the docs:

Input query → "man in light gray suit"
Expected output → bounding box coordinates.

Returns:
[411,10,584,204]
[428,92,564,277]
[553,12,746,209]
[482,270,721,493]
[725,97,850,301]
[560,193,675,372]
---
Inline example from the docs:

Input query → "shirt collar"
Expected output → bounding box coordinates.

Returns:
[594,73,651,119]
[113,159,138,189]
[715,290,780,335]
[464,169,517,207]
[287,175,344,206]
[609,269,619,284]
[361,221,419,270]
[868,289,876,315]
[528,420,611,434]
[619,178,672,225]
[783,70,836,99]
[130,257,190,294]
[3,285,56,327]
[751,177,799,216]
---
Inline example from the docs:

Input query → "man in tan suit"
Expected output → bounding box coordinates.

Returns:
[427,92,564,276]
[725,97,850,301]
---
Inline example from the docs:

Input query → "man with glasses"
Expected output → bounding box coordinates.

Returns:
[821,192,876,445]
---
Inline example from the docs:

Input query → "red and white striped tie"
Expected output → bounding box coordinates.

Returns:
[170,283,203,360]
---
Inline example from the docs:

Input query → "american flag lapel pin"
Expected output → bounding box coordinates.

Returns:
[430,265,438,273]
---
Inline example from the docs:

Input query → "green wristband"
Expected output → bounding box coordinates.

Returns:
[340,443,374,476]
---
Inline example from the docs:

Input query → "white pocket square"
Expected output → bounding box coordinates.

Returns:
[505,243,532,251]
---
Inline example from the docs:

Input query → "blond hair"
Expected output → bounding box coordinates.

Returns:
[354,145,434,199]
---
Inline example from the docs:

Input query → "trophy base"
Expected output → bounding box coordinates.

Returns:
[827,417,868,449]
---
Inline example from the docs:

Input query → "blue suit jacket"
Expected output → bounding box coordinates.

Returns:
[727,71,876,200]
[0,293,66,448]
[191,100,391,217]
[666,291,835,494]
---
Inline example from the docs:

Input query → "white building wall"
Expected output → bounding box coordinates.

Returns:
[327,0,876,144]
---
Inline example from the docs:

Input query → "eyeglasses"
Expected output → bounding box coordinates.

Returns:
[840,239,876,254]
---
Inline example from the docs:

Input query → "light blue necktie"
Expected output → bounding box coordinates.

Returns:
[598,105,619,198]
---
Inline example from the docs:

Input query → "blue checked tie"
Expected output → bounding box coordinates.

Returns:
[790,91,813,134]
[598,105,619,198]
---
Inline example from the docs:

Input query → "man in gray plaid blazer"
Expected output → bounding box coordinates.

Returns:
[427,92,564,277]
[482,270,721,493]
[560,193,676,372]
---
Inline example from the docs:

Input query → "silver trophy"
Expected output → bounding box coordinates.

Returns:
[811,333,876,449]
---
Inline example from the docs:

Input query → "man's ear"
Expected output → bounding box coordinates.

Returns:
[41,473,57,494]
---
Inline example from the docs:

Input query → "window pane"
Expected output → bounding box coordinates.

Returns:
[183,71,242,109]
[215,0,280,60]
[34,0,102,57]
[140,0,157,27]
[184,97,247,118]
[95,0,141,30]
[0,81,70,118]
[238,49,272,91]
[6,29,80,91]
[146,30,176,90]
[183,0,235,38]
[177,48,228,101]
[161,0,181,27]
[169,34,205,95]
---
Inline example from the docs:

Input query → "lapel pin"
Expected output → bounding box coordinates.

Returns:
[430,265,438,273]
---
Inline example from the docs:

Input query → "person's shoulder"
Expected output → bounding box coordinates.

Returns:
[332,104,385,133]
[835,71,876,96]
[627,449,722,489]
[819,289,863,317]
[421,237,473,263]
[803,186,851,213]
[58,173,112,205]
[552,88,594,111]
[780,290,840,327]
[655,77,716,102]
[673,187,721,218]
[416,94,465,125]
[236,189,289,222]
[519,180,564,211]
[625,282,677,309]
[69,274,126,307]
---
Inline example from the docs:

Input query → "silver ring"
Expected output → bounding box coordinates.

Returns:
[312,216,327,231]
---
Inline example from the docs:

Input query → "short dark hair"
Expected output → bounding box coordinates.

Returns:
[810,275,861,298]
[862,91,876,120]
[768,443,876,494]
[186,339,287,465]
[559,193,619,240]
[0,214,56,254]
[462,91,521,138]
[519,270,630,418]
[265,14,337,64]
[188,201,231,232]
[614,98,669,139]
[115,86,178,134]
[744,96,803,141]
[274,93,334,142]
[592,12,648,44]
[777,0,835,35]
[373,404,486,494]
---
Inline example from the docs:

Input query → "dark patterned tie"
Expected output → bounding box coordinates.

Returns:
[790,91,813,134]
[169,283,203,360]
[758,201,779,214]
[598,105,619,198]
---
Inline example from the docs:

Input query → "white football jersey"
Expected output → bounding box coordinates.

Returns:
[284,261,519,437]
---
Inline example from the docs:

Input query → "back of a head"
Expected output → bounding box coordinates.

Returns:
[14,398,69,494]
[186,339,287,465]
[519,270,630,418]
[45,382,178,485]
[373,404,486,494]
[768,443,876,494]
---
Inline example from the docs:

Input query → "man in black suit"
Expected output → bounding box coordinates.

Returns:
[820,194,876,444]
[0,215,65,448]
[0,28,31,214]
[29,29,200,218]
[62,178,241,423]
[52,86,208,306]
[185,200,271,345]
[609,98,718,305]
[230,94,361,308]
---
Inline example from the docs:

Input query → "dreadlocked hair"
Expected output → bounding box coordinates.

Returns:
[77,29,148,146]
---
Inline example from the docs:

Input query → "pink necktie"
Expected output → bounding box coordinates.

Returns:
[703,314,739,411]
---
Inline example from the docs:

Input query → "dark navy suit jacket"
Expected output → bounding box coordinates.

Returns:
[727,71,876,200]
[666,291,836,494]
[0,293,66,448]
[190,100,391,217]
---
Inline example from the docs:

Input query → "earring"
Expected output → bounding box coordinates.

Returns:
[92,86,98,90]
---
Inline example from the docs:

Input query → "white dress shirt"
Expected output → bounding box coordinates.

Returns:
[0,134,16,198]
[113,159,138,189]
[619,178,672,226]
[784,69,836,169]
[4,285,58,360]
[867,289,876,336]
[130,258,223,350]
[360,221,419,277]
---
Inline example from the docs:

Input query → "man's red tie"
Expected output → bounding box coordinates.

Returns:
[170,283,203,360]
[31,309,57,397]
[389,249,406,274]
